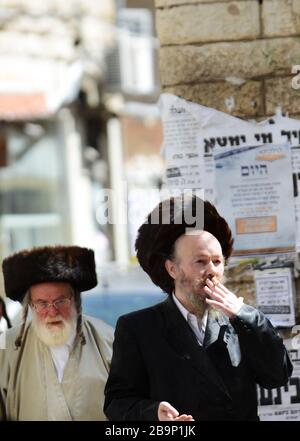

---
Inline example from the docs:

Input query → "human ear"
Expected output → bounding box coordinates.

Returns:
[165,259,177,280]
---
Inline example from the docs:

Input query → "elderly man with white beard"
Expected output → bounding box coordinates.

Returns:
[0,245,113,421]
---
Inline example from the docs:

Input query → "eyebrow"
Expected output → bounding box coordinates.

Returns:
[195,254,223,258]
[33,294,70,302]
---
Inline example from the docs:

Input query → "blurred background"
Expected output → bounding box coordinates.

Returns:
[0,0,165,326]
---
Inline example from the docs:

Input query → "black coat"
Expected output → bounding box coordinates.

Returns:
[104,297,293,421]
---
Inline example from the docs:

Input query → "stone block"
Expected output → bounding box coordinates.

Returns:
[265,76,300,115]
[263,0,300,37]
[159,38,300,86]
[155,1,260,45]
[162,80,263,117]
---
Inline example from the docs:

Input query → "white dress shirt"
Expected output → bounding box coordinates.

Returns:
[172,293,208,346]
[0,318,7,334]
[49,331,76,383]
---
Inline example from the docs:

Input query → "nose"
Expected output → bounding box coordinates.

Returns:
[47,304,59,317]
[205,261,217,279]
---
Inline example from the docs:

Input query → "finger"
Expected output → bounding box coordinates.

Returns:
[211,276,221,287]
[206,297,242,318]
[166,413,175,419]
[205,298,229,312]
[174,414,194,421]
[205,279,226,297]
[186,416,195,421]
[174,414,188,420]
[181,415,194,421]
[207,293,237,308]
[160,401,179,417]
[204,286,224,302]
[208,276,225,290]
[211,277,231,294]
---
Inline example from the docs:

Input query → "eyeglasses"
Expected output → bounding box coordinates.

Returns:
[31,298,72,313]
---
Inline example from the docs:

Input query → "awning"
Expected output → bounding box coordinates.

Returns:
[0,93,48,121]
[0,57,82,121]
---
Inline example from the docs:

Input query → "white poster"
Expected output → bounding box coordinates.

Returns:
[199,121,280,203]
[214,143,296,255]
[199,119,257,203]
[258,338,300,421]
[159,93,251,193]
[199,116,300,245]
[159,94,204,189]
[279,122,300,252]
[254,267,296,327]
[293,150,300,252]
[259,115,300,251]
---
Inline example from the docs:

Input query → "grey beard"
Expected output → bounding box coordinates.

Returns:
[185,291,206,318]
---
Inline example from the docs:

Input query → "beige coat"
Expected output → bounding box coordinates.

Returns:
[0,315,113,421]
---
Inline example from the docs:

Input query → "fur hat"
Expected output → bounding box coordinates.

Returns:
[135,195,234,295]
[2,245,98,302]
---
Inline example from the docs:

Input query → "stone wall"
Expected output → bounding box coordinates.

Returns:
[155,0,300,119]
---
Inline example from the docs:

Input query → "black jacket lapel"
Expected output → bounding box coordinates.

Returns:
[161,297,231,399]
[204,310,242,367]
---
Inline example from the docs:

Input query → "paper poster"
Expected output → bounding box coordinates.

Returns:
[159,93,251,193]
[254,267,296,327]
[259,115,300,251]
[213,143,296,255]
[199,115,300,243]
[159,94,204,189]
[281,126,300,253]
[198,120,280,203]
[258,338,300,421]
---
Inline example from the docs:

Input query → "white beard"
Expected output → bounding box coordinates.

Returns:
[32,306,77,347]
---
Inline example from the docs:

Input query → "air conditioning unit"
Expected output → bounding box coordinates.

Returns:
[104,8,157,96]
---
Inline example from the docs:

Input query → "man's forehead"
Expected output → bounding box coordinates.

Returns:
[174,230,222,253]
[30,282,72,297]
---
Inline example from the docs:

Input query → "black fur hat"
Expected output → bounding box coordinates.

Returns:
[2,245,98,302]
[135,195,234,295]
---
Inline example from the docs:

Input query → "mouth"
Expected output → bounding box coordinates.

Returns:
[46,320,63,327]
[196,276,220,293]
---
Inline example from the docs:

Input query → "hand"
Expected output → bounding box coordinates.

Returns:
[204,277,244,319]
[158,401,194,421]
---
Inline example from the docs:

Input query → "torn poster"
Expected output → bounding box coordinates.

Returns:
[214,143,296,255]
